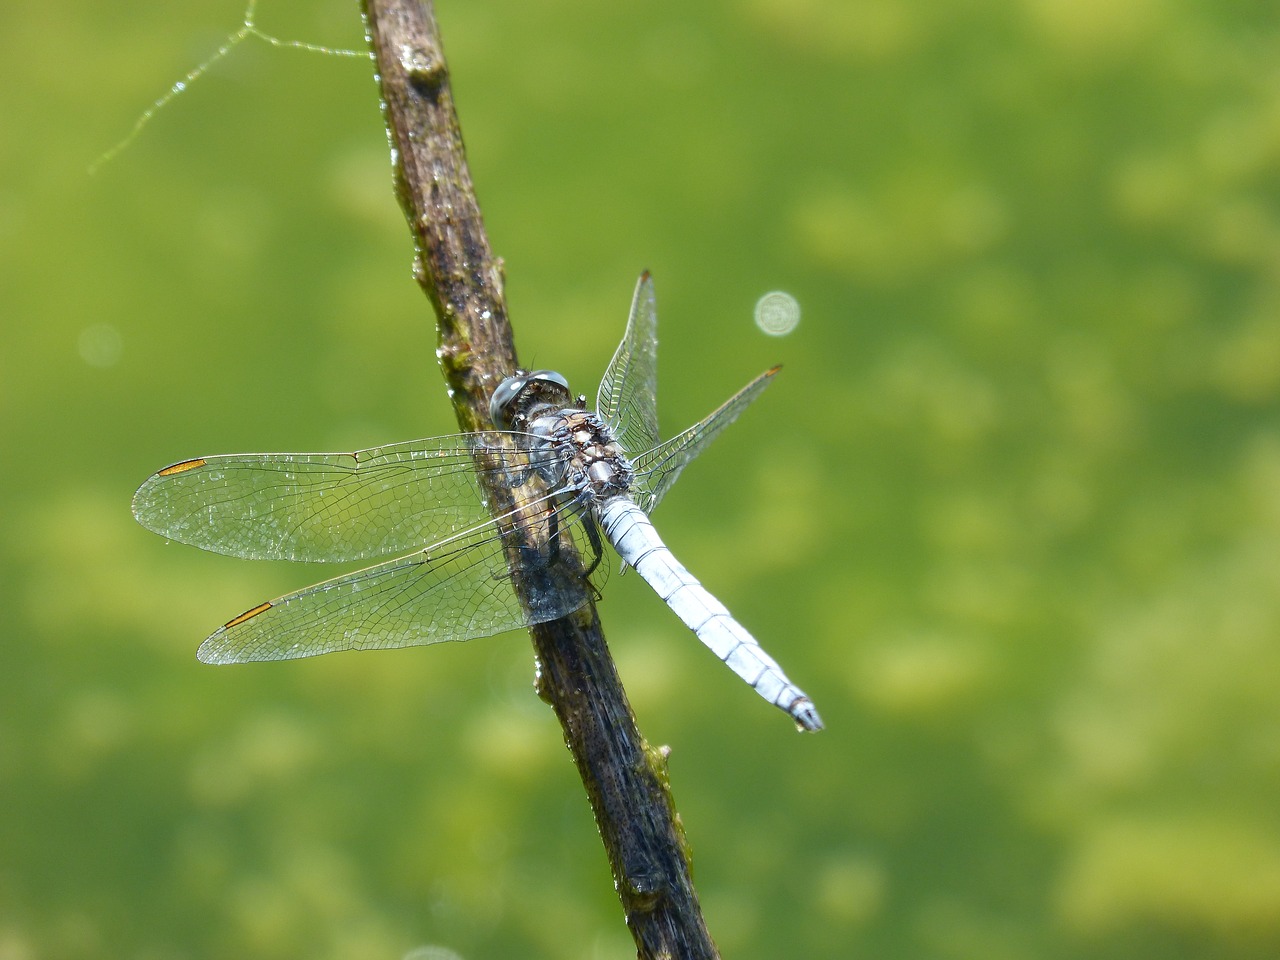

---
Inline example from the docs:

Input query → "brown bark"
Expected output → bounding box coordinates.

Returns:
[360,3,719,956]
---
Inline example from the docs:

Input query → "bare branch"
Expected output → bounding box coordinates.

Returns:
[360,2,719,956]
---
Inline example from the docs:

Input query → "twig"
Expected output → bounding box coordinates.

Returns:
[359,2,719,957]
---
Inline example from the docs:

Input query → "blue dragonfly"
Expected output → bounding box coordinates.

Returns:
[133,274,822,731]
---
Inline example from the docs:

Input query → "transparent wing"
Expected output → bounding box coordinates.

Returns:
[196,489,598,663]
[133,434,529,563]
[629,366,779,514]
[596,272,660,457]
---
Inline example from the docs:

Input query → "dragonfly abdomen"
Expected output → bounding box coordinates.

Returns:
[597,497,823,732]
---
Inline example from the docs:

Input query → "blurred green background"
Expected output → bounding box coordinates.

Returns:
[3,0,1279,958]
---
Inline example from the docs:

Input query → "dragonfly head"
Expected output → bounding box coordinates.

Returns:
[490,369,573,430]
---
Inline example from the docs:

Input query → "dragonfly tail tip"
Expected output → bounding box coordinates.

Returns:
[791,699,824,732]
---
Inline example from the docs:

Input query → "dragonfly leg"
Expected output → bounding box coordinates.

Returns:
[546,493,605,584]
[514,495,573,570]
[545,500,563,564]
[580,512,606,581]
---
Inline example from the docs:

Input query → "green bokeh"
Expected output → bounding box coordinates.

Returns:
[3,1,1279,958]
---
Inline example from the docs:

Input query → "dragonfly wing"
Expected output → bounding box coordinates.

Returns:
[596,272,660,457]
[133,434,526,562]
[629,366,779,514]
[197,492,596,663]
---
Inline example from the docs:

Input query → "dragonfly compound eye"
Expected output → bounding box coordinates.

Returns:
[491,370,572,429]
[489,373,529,428]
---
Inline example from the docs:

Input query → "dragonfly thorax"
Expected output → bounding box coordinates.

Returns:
[492,370,631,501]
[529,408,634,503]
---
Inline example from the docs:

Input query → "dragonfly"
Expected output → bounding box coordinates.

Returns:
[133,273,822,732]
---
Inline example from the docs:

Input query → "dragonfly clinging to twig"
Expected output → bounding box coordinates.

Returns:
[133,274,822,731]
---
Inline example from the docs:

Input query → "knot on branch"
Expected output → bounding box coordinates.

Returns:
[399,42,447,94]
